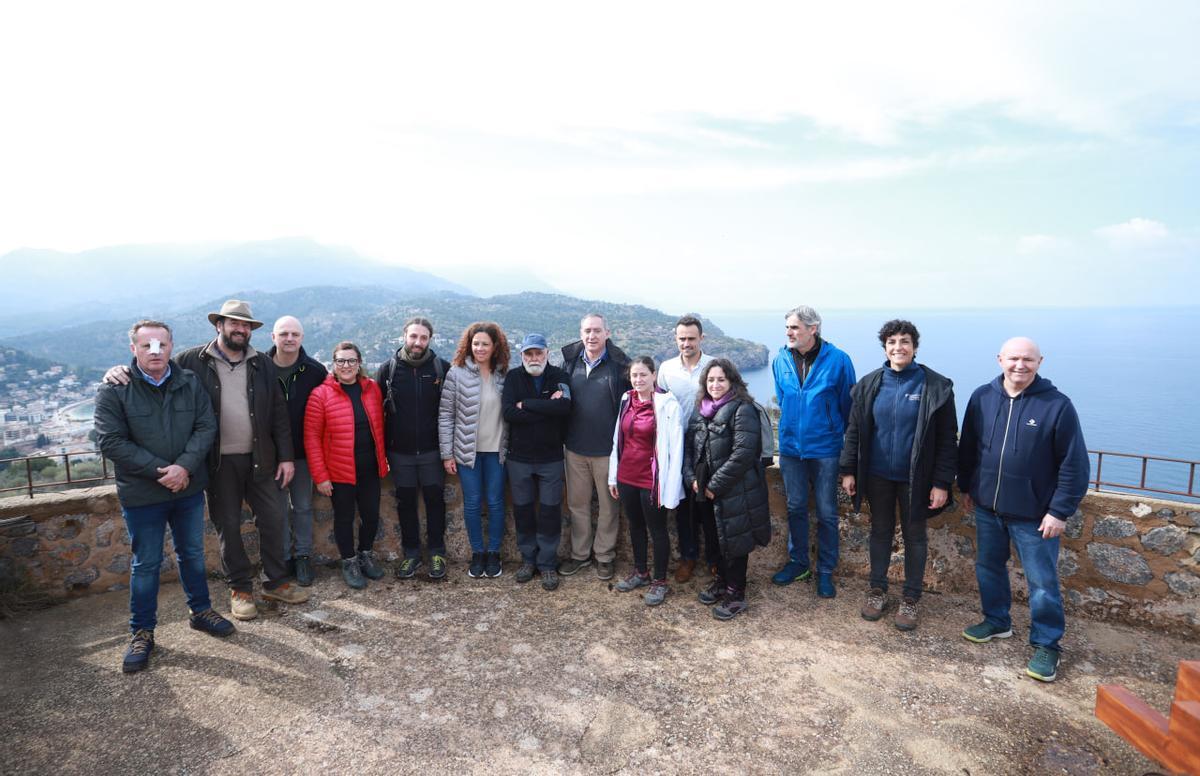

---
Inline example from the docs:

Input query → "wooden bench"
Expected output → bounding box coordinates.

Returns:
[1096,660,1200,775]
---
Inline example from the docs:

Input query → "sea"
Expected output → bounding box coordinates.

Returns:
[713,306,1200,501]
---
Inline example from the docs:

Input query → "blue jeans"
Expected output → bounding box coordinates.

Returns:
[121,491,212,632]
[459,452,506,553]
[778,455,840,574]
[280,458,314,558]
[974,506,1065,652]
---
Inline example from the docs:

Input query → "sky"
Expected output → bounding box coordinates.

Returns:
[2,1,1198,311]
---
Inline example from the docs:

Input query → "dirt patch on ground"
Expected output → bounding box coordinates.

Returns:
[2,566,1194,775]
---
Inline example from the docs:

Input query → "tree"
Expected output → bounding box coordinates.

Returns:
[35,433,51,448]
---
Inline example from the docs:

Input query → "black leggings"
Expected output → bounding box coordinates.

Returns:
[618,482,670,580]
[865,475,928,601]
[331,455,381,559]
[697,498,748,589]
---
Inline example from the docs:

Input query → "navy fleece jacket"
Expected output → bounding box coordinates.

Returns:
[958,374,1090,521]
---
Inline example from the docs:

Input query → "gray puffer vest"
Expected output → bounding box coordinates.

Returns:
[438,360,508,468]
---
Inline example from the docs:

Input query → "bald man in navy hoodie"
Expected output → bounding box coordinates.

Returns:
[957,337,1089,683]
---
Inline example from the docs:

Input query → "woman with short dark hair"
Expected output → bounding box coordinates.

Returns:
[839,319,958,630]
[683,358,772,620]
[305,341,389,590]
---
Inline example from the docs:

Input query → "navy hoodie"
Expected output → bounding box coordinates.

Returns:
[958,374,1089,521]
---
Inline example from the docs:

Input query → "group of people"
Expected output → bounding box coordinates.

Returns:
[96,299,1089,684]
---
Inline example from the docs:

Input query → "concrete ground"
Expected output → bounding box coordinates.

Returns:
[2,560,1194,775]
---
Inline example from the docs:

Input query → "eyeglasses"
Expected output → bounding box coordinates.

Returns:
[334,358,360,367]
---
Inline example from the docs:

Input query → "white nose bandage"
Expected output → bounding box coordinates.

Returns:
[149,339,162,354]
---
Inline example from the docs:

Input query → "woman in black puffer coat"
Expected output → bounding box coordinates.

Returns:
[683,358,771,620]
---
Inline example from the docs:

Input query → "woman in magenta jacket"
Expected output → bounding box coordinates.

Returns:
[305,341,389,590]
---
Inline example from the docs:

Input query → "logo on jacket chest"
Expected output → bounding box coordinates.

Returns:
[1025,418,1038,427]
[905,393,921,402]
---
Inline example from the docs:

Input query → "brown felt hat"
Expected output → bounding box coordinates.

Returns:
[207,299,263,329]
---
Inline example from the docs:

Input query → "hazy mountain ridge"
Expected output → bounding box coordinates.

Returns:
[0,288,770,372]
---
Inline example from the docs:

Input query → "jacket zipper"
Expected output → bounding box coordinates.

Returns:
[991,397,1014,509]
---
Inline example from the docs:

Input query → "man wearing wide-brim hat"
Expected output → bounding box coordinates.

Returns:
[109,299,311,619]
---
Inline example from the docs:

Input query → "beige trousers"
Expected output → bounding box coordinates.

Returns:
[564,449,620,562]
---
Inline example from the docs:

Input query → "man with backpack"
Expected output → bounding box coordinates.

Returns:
[376,317,452,580]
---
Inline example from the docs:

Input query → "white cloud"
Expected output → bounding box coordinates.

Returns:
[1095,218,1170,245]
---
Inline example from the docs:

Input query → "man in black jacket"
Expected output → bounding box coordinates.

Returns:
[267,315,327,586]
[559,313,631,580]
[104,300,310,621]
[502,334,572,591]
[95,319,232,673]
[376,317,452,580]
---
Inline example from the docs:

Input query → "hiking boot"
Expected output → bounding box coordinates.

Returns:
[190,608,235,637]
[122,629,154,673]
[396,556,422,580]
[515,562,536,583]
[675,559,696,583]
[341,558,367,589]
[713,588,748,620]
[264,581,311,604]
[895,597,919,631]
[230,590,258,621]
[558,557,591,576]
[1026,647,1061,682]
[485,552,503,578]
[962,621,1013,643]
[596,560,615,580]
[358,550,385,580]
[541,569,560,591]
[861,588,888,621]
[698,577,725,605]
[429,554,448,580]
[468,552,486,579]
[772,560,813,586]
[294,555,315,587]
[817,573,836,599]
[615,571,650,592]
[645,580,669,606]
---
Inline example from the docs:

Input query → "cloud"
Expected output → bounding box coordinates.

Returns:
[1095,218,1170,245]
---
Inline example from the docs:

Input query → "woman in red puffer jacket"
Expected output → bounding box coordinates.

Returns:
[305,341,389,590]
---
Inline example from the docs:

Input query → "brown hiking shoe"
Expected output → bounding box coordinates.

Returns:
[895,597,919,631]
[860,588,887,621]
[262,582,310,605]
[674,559,696,583]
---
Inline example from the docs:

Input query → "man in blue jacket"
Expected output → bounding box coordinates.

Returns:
[958,337,1089,683]
[771,305,856,598]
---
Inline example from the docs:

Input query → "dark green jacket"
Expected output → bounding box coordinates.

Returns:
[175,341,294,481]
[94,361,217,507]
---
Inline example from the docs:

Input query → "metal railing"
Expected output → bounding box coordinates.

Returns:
[0,450,113,499]
[1089,450,1198,500]
[1,448,1198,501]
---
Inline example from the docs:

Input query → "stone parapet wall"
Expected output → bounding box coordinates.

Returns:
[2,471,1197,635]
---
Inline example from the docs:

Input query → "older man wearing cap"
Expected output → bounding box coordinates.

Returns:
[105,300,309,620]
[501,333,572,591]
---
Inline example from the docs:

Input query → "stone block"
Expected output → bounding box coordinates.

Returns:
[1093,516,1137,539]
[1140,525,1188,556]
[1131,503,1152,518]
[1156,508,1176,520]
[106,553,130,574]
[1058,548,1079,578]
[94,518,116,548]
[10,537,39,557]
[1087,543,1153,585]
[1,519,35,537]
[1064,509,1084,539]
[49,542,90,567]
[1182,511,1200,528]
[1164,571,1200,597]
[64,566,99,590]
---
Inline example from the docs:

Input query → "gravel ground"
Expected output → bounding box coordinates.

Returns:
[2,561,1194,775]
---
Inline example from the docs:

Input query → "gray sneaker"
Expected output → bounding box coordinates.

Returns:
[541,569,560,591]
[358,550,385,580]
[596,560,615,581]
[615,571,650,592]
[515,562,535,583]
[558,557,591,576]
[644,580,669,606]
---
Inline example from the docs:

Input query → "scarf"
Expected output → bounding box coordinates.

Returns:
[699,392,737,419]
